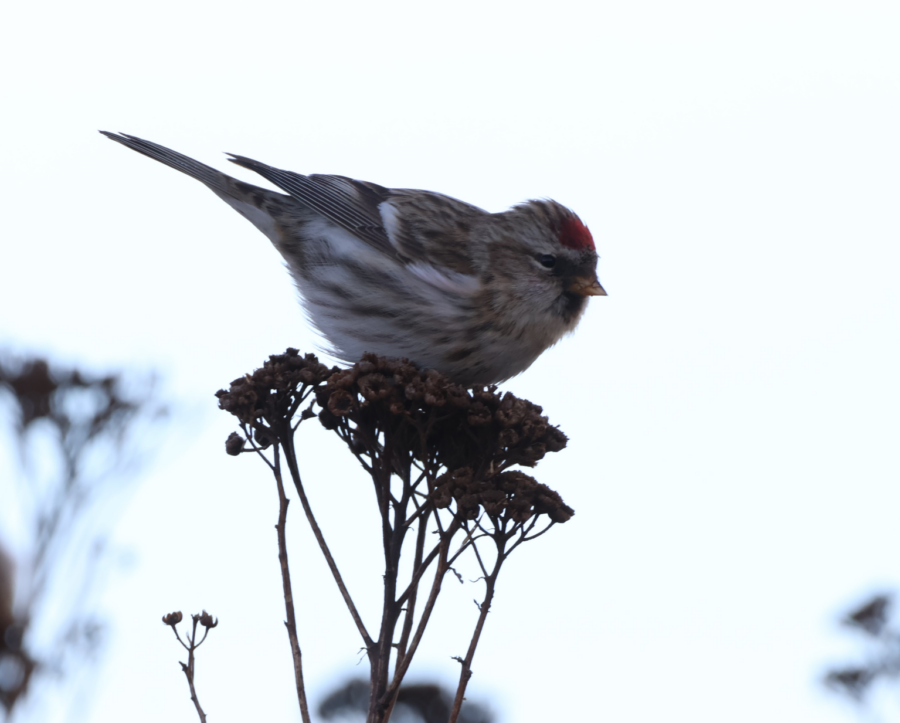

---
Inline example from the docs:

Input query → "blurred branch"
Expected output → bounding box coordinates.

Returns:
[319,678,493,723]
[0,353,167,719]
[824,593,900,706]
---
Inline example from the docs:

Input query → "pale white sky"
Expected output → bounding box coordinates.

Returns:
[2,1,900,722]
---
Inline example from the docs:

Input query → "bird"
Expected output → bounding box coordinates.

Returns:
[100,132,605,387]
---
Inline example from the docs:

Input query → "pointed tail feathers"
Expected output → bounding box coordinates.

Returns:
[100,131,290,242]
[100,132,239,194]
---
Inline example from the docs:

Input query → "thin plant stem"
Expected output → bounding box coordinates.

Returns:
[448,541,506,723]
[272,444,313,723]
[170,615,208,723]
[280,426,374,649]
[396,506,430,666]
[381,519,461,709]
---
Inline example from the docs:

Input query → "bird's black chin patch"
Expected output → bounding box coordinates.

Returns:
[558,291,587,324]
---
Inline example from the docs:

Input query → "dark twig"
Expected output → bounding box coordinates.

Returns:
[281,427,374,649]
[448,541,505,723]
[163,611,218,723]
[272,445,313,723]
[396,540,443,608]
[396,506,430,666]
[382,520,461,709]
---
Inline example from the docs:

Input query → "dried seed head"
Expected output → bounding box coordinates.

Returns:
[216,349,337,427]
[314,354,569,478]
[198,610,218,629]
[162,611,183,626]
[218,350,574,525]
[225,432,245,456]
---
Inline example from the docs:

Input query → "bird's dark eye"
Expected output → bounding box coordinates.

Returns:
[538,254,556,269]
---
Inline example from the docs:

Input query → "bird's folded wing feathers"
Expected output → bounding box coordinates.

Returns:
[228,154,487,283]
[102,132,484,289]
[227,154,396,254]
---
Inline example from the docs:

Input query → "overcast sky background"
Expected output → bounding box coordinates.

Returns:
[2,1,900,722]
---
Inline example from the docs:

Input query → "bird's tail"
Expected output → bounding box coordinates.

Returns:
[100,131,291,243]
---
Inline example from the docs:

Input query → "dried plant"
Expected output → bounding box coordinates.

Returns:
[216,349,574,723]
[162,611,218,723]
[319,678,492,723]
[824,594,900,705]
[0,355,166,719]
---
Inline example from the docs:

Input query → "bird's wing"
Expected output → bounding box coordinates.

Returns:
[227,154,396,255]
[103,132,486,286]
[227,155,489,276]
[374,190,488,280]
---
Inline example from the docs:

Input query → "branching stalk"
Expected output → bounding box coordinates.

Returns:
[215,350,575,723]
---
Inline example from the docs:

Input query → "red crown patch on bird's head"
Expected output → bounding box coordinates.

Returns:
[559,216,594,251]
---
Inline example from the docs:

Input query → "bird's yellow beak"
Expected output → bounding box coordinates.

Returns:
[568,276,607,297]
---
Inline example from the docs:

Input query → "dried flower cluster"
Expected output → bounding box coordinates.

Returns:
[315,354,573,524]
[433,468,573,524]
[162,610,220,723]
[216,349,337,450]
[162,611,184,626]
[217,350,573,525]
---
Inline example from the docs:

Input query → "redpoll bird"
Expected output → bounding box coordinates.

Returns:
[101,132,606,386]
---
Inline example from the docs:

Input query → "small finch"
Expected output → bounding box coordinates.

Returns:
[101,132,606,386]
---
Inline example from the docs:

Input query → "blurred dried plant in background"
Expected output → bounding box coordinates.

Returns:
[824,593,900,714]
[318,677,493,723]
[0,355,166,720]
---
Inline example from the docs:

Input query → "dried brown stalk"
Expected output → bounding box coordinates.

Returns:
[163,611,218,723]
[217,350,574,723]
